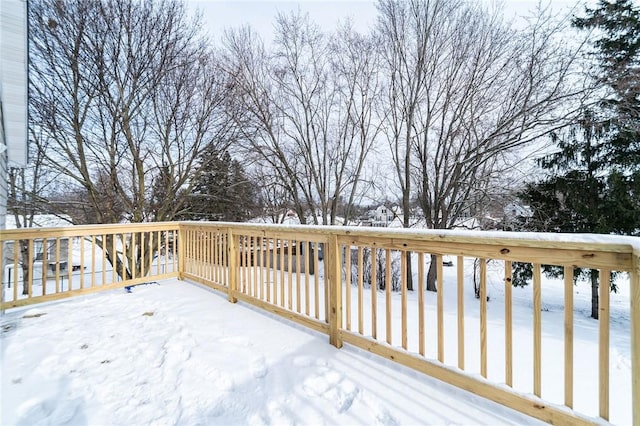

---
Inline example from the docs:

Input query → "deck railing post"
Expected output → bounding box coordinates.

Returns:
[328,233,343,348]
[632,250,640,426]
[227,228,238,303]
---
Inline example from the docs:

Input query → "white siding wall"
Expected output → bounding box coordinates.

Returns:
[1,0,28,167]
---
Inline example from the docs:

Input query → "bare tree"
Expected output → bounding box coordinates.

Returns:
[328,23,384,224]
[29,0,232,279]
[376,0,590,291]
[222,14,380,225]
[376,0,457,290]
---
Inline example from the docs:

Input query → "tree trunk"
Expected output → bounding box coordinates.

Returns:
[20,240,30,295]
[405,251,414,291]
[426,254,437,292]
[590,269,599,320]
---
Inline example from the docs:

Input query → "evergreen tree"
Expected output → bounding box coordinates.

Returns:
[516,109,638,318]
[573,0,640,166]
[513,1,640,320]
[181,146,259,222]
[515,111,619,319]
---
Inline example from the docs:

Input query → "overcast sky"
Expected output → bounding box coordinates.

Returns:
[188,0,587,43]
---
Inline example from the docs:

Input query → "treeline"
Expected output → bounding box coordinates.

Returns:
[8,0,639,303]
[13,0,588,227]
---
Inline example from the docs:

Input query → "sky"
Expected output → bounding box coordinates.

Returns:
[188,0,587,43]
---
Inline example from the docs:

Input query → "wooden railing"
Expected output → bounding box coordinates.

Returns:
[2,221,638,425]
[0,222,179,308]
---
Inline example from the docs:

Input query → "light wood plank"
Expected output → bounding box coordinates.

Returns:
[437,254,444,363]
[80,236,85,289]
[91,236,96,288]
[371,247,377,339]
[42,238,49,295]
[402,251,408,350]
[599,268,610,421]
[505,260,513,387]
[273,239,278,303]
[288,239,293,309]
[280,239,285,307]
[56,237,61,293]
[13,241,18,301]
[386,248,392,345]
[296,241,301,313]
[132,233,137,281]
[533,263,542,398]
[458,255,465,370]
[358,246,364,334]
[120,233,127,281]
[418,252,425,357]
[564,266,573,408]
[346,244,352,330]
[173,230,179,276]
[111,234,116,283]
[227,230,238,303]
[27,240,34,298]
[328,235,343,348]
[480,258,487,378]
[102,234,107,286]
[68,235,73,290]
[632,251,640,426]
[305,241,311,315]
[257,236,263,300]
[314,243,320,320]
[338,234,632,271]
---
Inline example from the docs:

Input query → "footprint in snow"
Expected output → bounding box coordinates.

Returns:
[292,355,327,368]
[250,356,268,378]
[292,356,313,367]
[303,369,358,413]
[207,368,235,391]
[15,396,84,426]
[361,390,399,426]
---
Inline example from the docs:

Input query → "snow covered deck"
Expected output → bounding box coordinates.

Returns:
[1,279,542,425]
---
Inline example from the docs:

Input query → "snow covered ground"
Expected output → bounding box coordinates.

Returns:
[1,279,545,426]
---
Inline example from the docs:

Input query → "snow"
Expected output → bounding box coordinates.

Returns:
[1,280,544,426]
[4,214,73,229]
[1,246,634,425]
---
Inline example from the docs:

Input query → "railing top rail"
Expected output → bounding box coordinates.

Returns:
[3,220,638,257]
[0,221,179,241]
[180,221,639,255]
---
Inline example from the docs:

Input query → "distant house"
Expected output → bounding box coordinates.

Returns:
[502,202,532,230]
[503,202,532,220]
[363,205,403,227]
